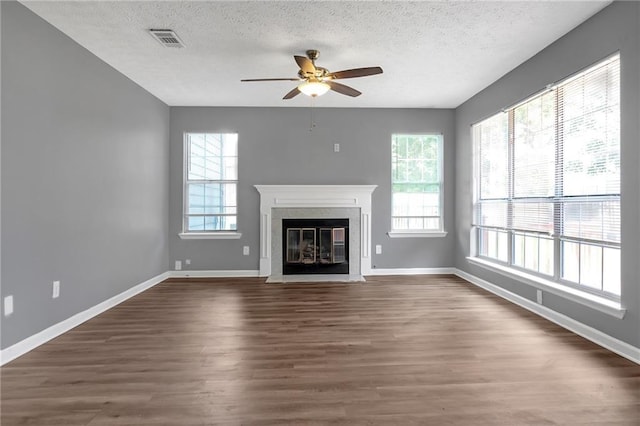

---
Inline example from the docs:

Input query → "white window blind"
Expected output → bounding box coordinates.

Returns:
[472,53,620,298]
[184,133,238,232]
[475,113,509,230]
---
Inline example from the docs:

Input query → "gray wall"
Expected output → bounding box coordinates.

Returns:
[169,107,455,271]
[1,2,170,349]
[455,1,640,347]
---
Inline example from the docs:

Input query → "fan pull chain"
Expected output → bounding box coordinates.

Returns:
[309,97,317,131]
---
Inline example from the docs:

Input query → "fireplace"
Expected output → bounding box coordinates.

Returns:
[282,218,349,274]
[254,185,377,281]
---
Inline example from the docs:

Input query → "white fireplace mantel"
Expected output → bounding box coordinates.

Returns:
[255,185,377,277]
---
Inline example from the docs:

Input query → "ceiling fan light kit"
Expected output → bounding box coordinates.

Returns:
[298,80,331,97]
[241,49,383,100]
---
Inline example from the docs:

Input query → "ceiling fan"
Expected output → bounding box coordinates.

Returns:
[241,50,383,99]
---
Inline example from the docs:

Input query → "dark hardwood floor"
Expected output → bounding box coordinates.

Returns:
[2,275,639,425]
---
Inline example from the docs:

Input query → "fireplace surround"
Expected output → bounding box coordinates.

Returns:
[255,185,377,282]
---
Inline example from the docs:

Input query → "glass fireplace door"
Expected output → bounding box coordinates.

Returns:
[332,228,346,263]
[286,228,316,263]
[319,228,345,264]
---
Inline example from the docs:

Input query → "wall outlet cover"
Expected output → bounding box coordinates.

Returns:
[243,246,250,255]
[4,295,14,316]
[52,281,60,299]
[175,260,182,270]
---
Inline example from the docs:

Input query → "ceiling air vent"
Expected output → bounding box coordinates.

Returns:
[149,29,185,48]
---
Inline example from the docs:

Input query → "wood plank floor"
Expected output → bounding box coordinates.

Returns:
[2,275,639,425]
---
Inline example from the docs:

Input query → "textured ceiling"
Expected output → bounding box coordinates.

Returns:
[21,1,611,108]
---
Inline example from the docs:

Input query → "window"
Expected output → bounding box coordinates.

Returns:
[391,134,443,233]
[472,54,620,298]
[183,133,238,233]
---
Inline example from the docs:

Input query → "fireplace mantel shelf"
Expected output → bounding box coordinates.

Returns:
[255,185,377,208]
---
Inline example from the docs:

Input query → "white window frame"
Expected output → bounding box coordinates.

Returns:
[179,132,241,240]
[469,53,623,315]
[388,133,446,238]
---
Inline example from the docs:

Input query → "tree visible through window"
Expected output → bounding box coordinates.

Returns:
[472,54,620,298]
[184,133,238,232]
[391,134,443,231]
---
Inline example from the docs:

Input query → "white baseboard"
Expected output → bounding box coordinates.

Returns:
[367,267,456,276]
[454,268,640,365]
[0,271,171,366]
[169,270,260,278]
[171,268,457,279]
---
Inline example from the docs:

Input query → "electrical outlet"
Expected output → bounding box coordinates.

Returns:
[536,289,543,304]
[334,143,340,153]
[52,281,60,299]
[375,244,382,254]
[4,295,14,316]
[185,259,191,265]
[243,246,250,256]
[175,260,182,270]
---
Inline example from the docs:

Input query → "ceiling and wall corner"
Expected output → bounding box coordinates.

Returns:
[19,1,611,108]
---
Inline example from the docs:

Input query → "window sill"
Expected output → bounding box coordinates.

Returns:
[179,232,242,240]
[388,230,448,238]
[466,256,625,319]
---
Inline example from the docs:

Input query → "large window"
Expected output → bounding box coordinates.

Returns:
[184,133,238,232]
[391,134,443,232]
[472,54,620,298]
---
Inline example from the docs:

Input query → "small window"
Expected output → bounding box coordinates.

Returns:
[391,134,443,231]
[184,133,238,232]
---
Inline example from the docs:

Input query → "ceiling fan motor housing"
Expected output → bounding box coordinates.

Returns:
[298,67,329,81]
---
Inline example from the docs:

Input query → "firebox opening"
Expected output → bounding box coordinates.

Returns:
[282,218,349,275]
